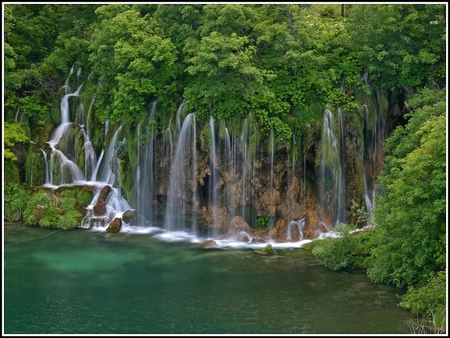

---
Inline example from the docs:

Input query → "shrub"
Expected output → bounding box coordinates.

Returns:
[399,270,446,330]
[311,229,373,270]
[4,183,29,222]
[23,187,90,229]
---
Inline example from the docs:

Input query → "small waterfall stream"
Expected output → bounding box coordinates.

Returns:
[208,116,219,238]
[319,108,346,228]
[164,113,198,234]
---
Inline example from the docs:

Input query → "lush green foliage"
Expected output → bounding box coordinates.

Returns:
[4,4,445,148]
[309,228,373,271]
[23,188,92,229]
[349,4,446,90]
[399,270,446,325]
[4,183,30,222]
[3,122,30,161]
[255,217,270,228]
[368,89,446,288]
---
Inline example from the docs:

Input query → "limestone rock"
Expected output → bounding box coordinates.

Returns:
[122,210,135,224]
[93,201,107,216]
[98,185,112,204]
[106,217,122,233]
[199,239,217,247]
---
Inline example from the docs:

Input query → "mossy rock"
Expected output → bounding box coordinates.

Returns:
[198,239,217,248]
[23,185,95,230]
[106,217,122,233]
[255,244,276,255]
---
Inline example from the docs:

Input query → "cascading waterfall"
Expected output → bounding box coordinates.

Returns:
[287,135,307,233]
[79,128,97,181]
[99,125,123,185]
[137,101,157,225]
[269,128,275,236]
[225,127,236,229]
[240,118,251,224]
[363,72,381,217]
[60,84,82,124]
[136,122,141,223]
[362,104,375,214]
[336,107,346,225]
[41,149,50,185]
[164,113,198,233]
[41,68,134,230]
[286,218,305,241]
[319,108,346,228]
[208,116,220,238]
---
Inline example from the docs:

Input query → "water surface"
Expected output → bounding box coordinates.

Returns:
[3,224,413,334]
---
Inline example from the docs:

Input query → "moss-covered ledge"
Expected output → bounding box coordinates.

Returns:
[22,184,95,230]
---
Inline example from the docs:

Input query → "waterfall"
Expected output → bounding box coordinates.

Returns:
[269,128,275,236]
[43,67,133,230]
[91,150,103,182]
[30,64,390,243]
[362,104,375,215]
[336,107,346,225]
[164,113,197,233]
[225,127,236,229]
[208,116,219,238]
[319,108,346,228]
[99,125,123,185]
[363,72,381,217]
[41,149,50,185]
[175,99,186,135]
[79,127,96,181]
[138,101,157,224]
[60,84,82,124]
[191,116,198,236]
[286,217,305,241]
[135,122,145,225]
[240,117,250,224]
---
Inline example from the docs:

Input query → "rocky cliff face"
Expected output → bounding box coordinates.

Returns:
[21,82,407,241]
[131,86,406,241]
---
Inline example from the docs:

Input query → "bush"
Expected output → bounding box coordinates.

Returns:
[255,217,270,228]
[23,187,90,229]
[399,270,446,329]
[310,230,373,271]
[4,183,29,222]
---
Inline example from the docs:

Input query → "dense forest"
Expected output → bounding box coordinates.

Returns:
[3,4,446,333]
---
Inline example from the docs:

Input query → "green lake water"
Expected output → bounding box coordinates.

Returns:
[3,224,414,334]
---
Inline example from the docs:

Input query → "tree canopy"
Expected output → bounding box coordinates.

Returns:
[4,4,446,139]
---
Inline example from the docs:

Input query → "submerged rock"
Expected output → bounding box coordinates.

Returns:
[199,239,217,247]
[255,244,276,255]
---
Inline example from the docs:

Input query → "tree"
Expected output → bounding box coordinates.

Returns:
[368,88,446,288]
[348,4,446,90]
[88,7,179,124]
[183,5,290,138]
